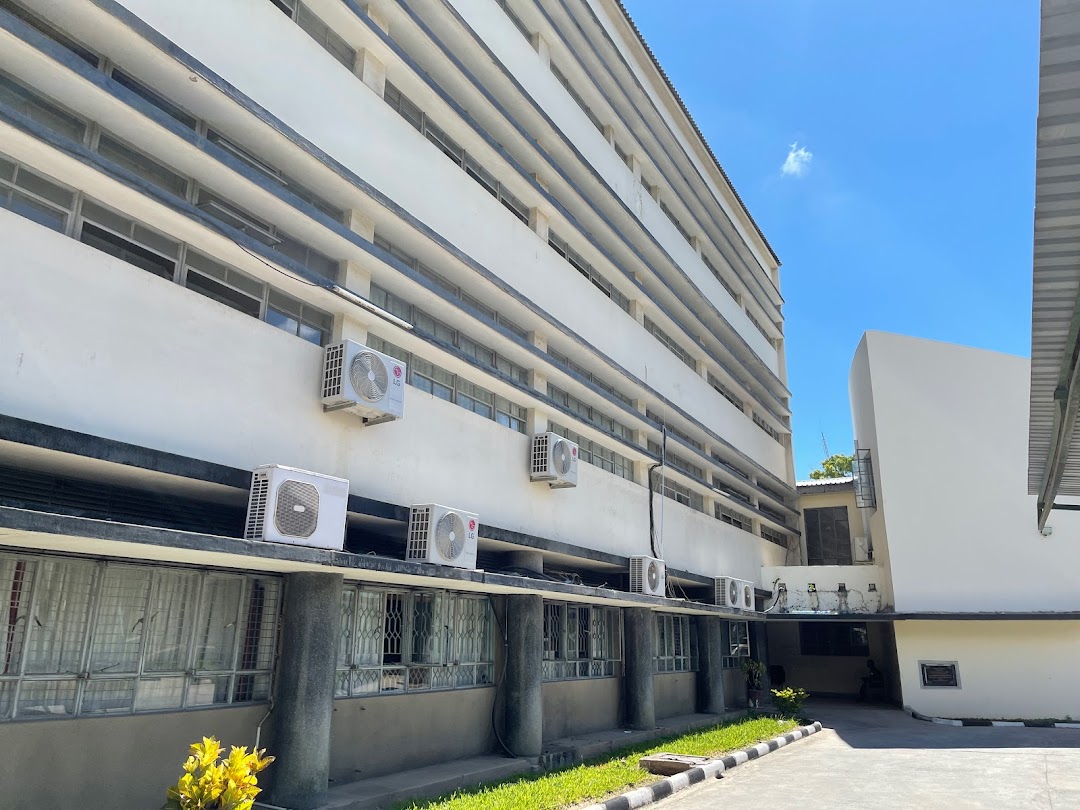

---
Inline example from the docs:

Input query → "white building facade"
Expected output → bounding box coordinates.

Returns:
[0,0,795,807]
[767,331,1080,722]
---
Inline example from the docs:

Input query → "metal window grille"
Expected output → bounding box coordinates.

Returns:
[852,447,877,508]
[760,526,788,548]
[716,504,752,532]
[541,601,620,681]
[722,620,750,669]
[656,615,696,673]
[335,587,494,697]
[708,373,745,411]
[548,423,634,481]
[643,317,697,370]
[547,232,630,312]
[752,412,784,444]
[0,551,280,722]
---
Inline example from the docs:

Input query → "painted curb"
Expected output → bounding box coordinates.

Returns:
[579,721,823,810]
[904,707,1080,729]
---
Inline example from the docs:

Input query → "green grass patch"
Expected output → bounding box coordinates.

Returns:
[394,714,799,810]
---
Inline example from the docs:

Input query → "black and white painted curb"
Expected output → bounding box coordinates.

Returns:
[580,722,823,810]
[905,707,1080,729]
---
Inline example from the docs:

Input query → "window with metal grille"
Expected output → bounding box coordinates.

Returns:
[745,308,774,342]
[548,348,634,407]
[643,317,696,370]
[649,441,705,480]
[804,506,852,566]
[760,526,788,548]
[650,471,704,513]
[752,412,784,444]
[548,231,630,312]
[647,412,705,452]
[541,602,620,681]
[655,615,697,673]
[716,503,752,532]
[708,373,745,412]
[366,334,527,434]
[852,447,877,508]
[382,82,530,225]
[721,620,750,669]
[548,422,634,481]
[336,586,493,696]
[659,199,692,243]
[549,63,605,133]
[0,552,279,721]
[0,153,76,233]
[712,479,752,506]
[701,253,739,302]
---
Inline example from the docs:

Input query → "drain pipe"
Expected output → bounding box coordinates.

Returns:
[647,427,667,559]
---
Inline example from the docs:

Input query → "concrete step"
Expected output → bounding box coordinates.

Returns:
[313,754,530,810]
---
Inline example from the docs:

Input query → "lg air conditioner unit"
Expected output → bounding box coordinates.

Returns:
[244,464,349,551]
[407,504,479,569]
[853,536,872,563]
[322,340,406,424]
[629,555,666,597]
[530,432,579,488]
[715,576,755,611]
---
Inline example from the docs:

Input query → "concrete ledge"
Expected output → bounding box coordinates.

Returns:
[539,711,744,770]
[904,706,1080,729]
[307,755,531,810]
[579,721,823,810]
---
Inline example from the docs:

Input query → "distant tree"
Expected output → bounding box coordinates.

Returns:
[808,453,854,480]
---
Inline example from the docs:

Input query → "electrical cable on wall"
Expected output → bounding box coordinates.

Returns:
[486,594,517,759]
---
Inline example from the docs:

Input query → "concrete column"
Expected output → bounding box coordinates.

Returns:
[502,594,543,758]
[630,299,646,326]
[695,615,726,713]
[526,408,548,435]
[507,549,544,574]
[527,330,547,352]
[751,620,771,694]
[338,258,372,296]
[531,31,551,65]
[343,209,375,242]
[629,154,643,183]
[266,572,344,810]
[529,207,550,243]
[623,607,656,730]
[529,368,548,394]
[353,48,386,97]
[690,235,703,256]
[363,2,390,33]
[695,357,708,380]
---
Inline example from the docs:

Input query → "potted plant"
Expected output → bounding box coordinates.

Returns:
[741,658,767,708]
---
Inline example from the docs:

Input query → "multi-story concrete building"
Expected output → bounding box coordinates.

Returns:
[767,332,1080,721]
[0,0,795,806]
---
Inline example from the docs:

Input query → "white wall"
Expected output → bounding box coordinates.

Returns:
[849,332,1080,612]
[895,620,1080,720]
[101,0,786,480]
[0,211,782,579]
[761,565,886,613]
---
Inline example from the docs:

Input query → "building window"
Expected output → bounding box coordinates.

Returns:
[712,480,752,506]
[367,334,528,434]
[336,587,494,696]
[548,384,635,443]
[752,412,784,444]
[542,602,620,681]
[701,253,739,302]
[716,503,751,532]
[383,83,529,225]
[760,526,788,548]
[549,348,634,407]
[652,472,704,512]
[369,283,529,386]
[799,622,869,657]
[549,63,605,133]
[655,614,696,673]
[708,373,744,412]
[270,0,356,68]
[804,506,852,566]
[548,231,630,312]
[659,199,692,243]
[0,70,88,144]
[721,620,750,669]
[549,422,634,482]
[0,154,76,233]
[494,0,530,38]
[744,308,772,342]
[853,447,877,508]
[0,552,280,721]
[649,441,704,480]
[643,316,696,370]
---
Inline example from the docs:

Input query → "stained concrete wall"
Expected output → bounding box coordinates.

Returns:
[541,677,622,741]
[0,704,270,810]
[767,622,896,698]
[654,672,696,719]
[328,688,497,784]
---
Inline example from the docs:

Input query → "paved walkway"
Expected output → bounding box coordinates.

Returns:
[663,701,1080,809]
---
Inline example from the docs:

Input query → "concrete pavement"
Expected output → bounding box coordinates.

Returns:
[661,701,1080,809]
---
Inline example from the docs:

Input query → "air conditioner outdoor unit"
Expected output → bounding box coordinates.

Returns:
[715,576,755,611]
[530,432,579,488]
[629,555,666,597]
[853,536,872,563]
[407,504,479,569]
[322,339,406,424]
[244,464,349,551]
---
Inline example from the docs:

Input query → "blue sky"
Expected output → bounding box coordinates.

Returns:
[620,0,1039,478]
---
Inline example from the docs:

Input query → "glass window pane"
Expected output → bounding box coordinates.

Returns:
[16,679,78,719]
[187,271,262,318]
[0,556,34,675]
[82,678,135,714]
[193,576,242,671]
[184,674,231,707]
[236,578,280,672]
[97,134,187,197]
[80,224,177,280]
[0,73,86,142]
[136,675,187,711]
[266,307,300,337]
[2,189,67,231]
[144,570,201,673]
[24,559,96,675]
[89,566,150,675]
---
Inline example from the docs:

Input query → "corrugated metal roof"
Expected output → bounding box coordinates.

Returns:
[610,0,781,269]
[1029,0,1080,513]
[795,477,854,490]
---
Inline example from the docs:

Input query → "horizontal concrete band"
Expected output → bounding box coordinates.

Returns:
[580,721,822,810]
[905,708,1080,729]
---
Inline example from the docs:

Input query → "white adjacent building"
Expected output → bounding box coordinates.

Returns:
[0,0,795,807]
[767,331,1080,722]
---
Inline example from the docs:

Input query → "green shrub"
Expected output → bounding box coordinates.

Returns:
[771,686,809,717]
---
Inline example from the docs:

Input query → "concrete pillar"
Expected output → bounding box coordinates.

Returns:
[531,31,551,65]
[529,207,550,243]
[630,299,646,326]
[695,357,708,380]
[527,330,547,352]
[695,615,726,713]
[507,549,544,574]
[529,368,548,394]
[690,235,703,256]
[623,607,656,730]
[363,2,390,33]
[502,594,543,758]
[266,572,344,810]
[342,209,375,242]
[526,408,548,435]
[338,258,372,296]
[353,48,386,97]
[751,620,771,695]
[629,154,643,183]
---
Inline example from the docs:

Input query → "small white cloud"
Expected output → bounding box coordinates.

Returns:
[781,142,813,178]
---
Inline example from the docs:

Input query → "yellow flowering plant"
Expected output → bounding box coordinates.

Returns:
[162,737,275,810]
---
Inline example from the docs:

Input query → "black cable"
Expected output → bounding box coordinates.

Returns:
[648,426,667,561]
[486,594,517,759]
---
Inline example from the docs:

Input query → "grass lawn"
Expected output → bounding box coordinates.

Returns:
[393,714,799,810]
